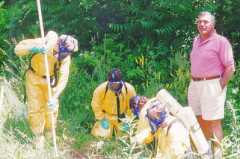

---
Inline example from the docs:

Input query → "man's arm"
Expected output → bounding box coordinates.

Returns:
[169,122,191,158]
[15,38,43,56]
[52,56,71,99]
[15,31,58,56]
[219,37,235,89]
[220,65,235,89]
[132,117,153,144]
[91,84,105,120]
[125,83,137,117]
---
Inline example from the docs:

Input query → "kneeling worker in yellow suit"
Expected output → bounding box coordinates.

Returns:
[15,31,78,148]
[91,68,136,138]
[132,98,191,159]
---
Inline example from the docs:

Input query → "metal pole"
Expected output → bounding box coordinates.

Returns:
[36,0,58,156]
[0,84,4,108]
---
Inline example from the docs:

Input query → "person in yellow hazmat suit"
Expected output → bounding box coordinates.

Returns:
[132,98,191,159]
[91,68,136,138]
[14,31,78,148]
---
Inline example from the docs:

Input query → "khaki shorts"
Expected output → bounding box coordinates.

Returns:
[188,78,227,120]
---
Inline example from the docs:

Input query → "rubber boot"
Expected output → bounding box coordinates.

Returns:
[44,131,53,149]
[45,131,52,140]
[34,135,45,150]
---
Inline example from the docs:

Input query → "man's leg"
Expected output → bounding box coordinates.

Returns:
[26,71,46,149]
[209,119,223,159]
[198,119,223,159]
[210,119,223,142]
[44,108,58,146]
[198,118,223,146]
[201,79,226,141]
[45,104,59,135]
[197,116,213,140]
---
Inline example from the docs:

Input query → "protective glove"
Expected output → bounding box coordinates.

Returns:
[120,122,130,132]
[30,46,46,54]
[47,98,58,111]
[100,118,110,129]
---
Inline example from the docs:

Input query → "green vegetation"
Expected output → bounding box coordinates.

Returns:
[0,0,239,158]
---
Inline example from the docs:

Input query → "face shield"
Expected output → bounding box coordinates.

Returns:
[107,68,123,94]
[146,100,167,131]
[108,81,123,93]
[130,96,141,117]
[57,35,78,61]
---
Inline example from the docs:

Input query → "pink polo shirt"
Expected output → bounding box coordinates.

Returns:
[190,32,235,77]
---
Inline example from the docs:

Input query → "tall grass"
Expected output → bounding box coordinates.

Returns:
[0,79,72,159]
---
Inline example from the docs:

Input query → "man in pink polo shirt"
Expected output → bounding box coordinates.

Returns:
[188,11,235,157]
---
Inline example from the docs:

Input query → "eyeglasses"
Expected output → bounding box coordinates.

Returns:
[195,19,211,25]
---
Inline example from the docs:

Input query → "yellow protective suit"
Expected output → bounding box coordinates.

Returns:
[91,81,136,138]
[15,31,71,136]
[133,98,191,159]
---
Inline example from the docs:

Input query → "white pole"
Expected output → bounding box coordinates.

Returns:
[0,85,4,108]
[36,0,58,156]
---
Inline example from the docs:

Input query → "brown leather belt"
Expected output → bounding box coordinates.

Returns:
[192,75,221,81]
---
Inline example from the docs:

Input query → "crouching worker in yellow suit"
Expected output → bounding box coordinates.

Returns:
[132,98,191,159]
[91,68,136,138]
[14,31,78,148]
